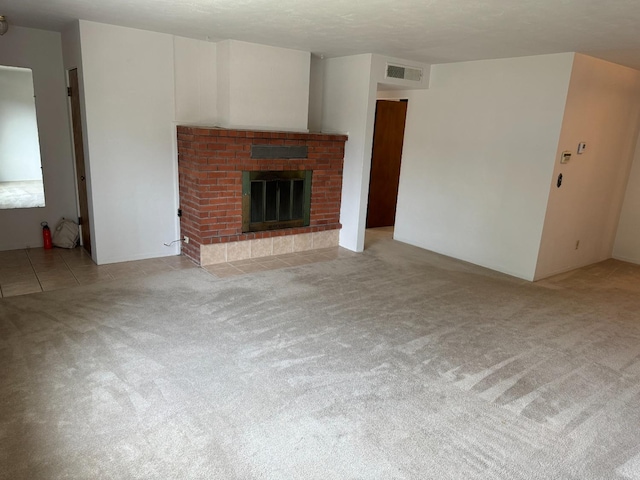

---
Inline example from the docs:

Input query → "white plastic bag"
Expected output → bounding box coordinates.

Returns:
[52,218,79,248]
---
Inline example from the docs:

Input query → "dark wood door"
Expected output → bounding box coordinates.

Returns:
[69,68,92,256]
[366,100,408,228]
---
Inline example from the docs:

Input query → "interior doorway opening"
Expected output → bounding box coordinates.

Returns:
[364,226,394,250]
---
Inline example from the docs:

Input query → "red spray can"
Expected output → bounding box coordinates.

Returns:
[41,222,53,250]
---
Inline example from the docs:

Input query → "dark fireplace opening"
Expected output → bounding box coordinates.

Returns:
[242,170,312,232]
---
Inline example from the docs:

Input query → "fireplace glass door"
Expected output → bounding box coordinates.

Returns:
[242,170,311,232]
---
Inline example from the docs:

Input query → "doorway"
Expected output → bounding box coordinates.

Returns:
[68,68,92,256]
[366,99,408,229]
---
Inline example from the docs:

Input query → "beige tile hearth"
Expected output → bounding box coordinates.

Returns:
[201,243,227,265]
[203,246,353,279]
[199,230,340,266]
[250,238,273,258]
[313,230,339,249]
[293,233,313,252]
[272,236,294,255]
[226,241,251,262]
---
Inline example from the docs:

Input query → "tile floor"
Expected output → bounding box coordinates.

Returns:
[0,243,364,298]
[0,247,197,298]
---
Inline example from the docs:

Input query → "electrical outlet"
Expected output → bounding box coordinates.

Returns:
[575,240,580,250]
[183,236,190,244]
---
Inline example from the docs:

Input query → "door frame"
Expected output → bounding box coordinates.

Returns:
[66,68,94,258]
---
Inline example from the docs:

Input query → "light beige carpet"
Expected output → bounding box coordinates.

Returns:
[2,234,640,479]
[0,180,45,209]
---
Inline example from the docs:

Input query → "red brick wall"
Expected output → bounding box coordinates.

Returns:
[177,126,347,263]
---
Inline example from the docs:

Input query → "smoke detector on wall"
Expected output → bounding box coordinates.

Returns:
[386,63,423,82]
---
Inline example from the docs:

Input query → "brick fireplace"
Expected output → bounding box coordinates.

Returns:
[177,126,347,265]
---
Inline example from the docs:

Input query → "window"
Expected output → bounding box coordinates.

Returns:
[0,65,45,209]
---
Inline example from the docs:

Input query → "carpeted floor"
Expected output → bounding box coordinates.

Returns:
[2,232,640,479]
[0,180,45,209]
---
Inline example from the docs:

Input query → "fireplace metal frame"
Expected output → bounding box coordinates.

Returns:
[242,170,312,233]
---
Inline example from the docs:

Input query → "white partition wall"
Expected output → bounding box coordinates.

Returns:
[78,21,178,264]
[320,54,376,252]
[393,54,574,280]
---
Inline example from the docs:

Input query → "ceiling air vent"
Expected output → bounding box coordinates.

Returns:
[386,63,423,82]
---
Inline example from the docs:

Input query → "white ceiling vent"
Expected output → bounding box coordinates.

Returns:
[386,63,423,82]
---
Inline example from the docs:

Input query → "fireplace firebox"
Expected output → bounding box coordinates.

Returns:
[242,170,312,232]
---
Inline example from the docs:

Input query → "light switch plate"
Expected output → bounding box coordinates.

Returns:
[577,142,586,154]
[561,151,571,164]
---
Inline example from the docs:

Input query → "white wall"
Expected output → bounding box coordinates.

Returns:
[0,67,43,182]
[615,133,640,263]
[174,37,217,124]
[536,55,640,279]
[218,40,310,131]
[216,40,231,127]
[393,54,575,280]
[308,54,324,132]
[0,26,77,251]
[78,21,179,264]
[321,54,377,251]
[63,23,318,264]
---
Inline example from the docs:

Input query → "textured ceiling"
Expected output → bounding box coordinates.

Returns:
[2,0,640,69]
